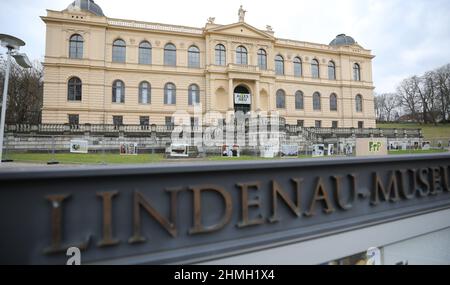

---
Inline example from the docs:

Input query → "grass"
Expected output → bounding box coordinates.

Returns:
[4,152,165,164]
[377,123,450,140]
[388,149,448,155]
[3,149,447,165]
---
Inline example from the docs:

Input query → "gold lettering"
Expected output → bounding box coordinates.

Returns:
[269,179,302,223]
[97,191,120,247]
[430,167,443,195]
[332,175,356,210]
[441,166,450,192]
[417,168,430,197]
[129,189,181,244]
[397,169,415,200]
[43,194,90,254]
[371,172,400,205]
[237,182,264,228]
[188,185,232,235]
[305,177,335,216]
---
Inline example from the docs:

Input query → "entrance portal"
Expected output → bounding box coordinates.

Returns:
[234,85,251,114]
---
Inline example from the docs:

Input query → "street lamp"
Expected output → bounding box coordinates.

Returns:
[0,34,32,163]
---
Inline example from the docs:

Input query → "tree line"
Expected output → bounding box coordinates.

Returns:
[0,55,43,124]
[375,63,450,124]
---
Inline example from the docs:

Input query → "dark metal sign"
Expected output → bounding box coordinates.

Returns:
[0,154,449,264]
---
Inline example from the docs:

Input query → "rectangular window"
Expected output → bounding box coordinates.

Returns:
[216,50,225,66]
[297,120,304,127]
[275,63,284,75]
[140,116,149,126]
[276,94,285,109]
[295,93,304,110]
[188,51,200,68]
[165,116,174,128]
[258,55,267,70]
[315,120,322,128]
[332,121,338,128]
[139,46,151,65]
[68,114,79,125]
[164,50,176,66]
[112,46,126,63]
[113,116,123,126]
[294,62,302,77]
[358,121,364,129]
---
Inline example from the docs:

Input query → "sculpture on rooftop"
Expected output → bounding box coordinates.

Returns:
[238,5,246,22]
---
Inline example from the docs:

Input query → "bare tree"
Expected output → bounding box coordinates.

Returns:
[435,64,450,122]
[374,93,385,122]
[397,77,421,123]
[0,56,43,124]
[381,93,398,122]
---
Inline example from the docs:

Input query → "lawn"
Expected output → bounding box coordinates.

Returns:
[388,149,448,155]
[4,152,165,164]
[3,149,447,165]
[377,123,450,140]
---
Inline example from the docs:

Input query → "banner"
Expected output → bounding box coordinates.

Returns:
[120,143,138,155]
[234,93,251,105]
[281,145,298,157]
[69,140,88,154]
[355,138,387,156]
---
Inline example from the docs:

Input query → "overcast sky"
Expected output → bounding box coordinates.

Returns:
[1,0,450,93]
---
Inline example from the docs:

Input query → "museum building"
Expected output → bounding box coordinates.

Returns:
[41,0,376,128]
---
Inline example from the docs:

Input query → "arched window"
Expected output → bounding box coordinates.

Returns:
[188,84,200,106]
[236,46,248,65]
[112,39,126,63]
[275,55,284,75]
[69,34,83,59]
[328,61,336,80]
[258,49,267,70]
[313,92,321,110]
[188,46,200,68]
[295,91,304,110]
[164,83,176,105]
[139,41,152,65]
[276,89,286,109]
[138,81,151,104]
[353,63,361,81]
[164,43,177,66]
[311,59,320,78]
[330,93,337,111]
[215,44,226,66]
[294,57,302,77]
[355,94,363,112]
[112,80,125,103]
[67,77,82,101]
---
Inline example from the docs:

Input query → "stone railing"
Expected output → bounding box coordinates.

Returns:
[107,19,203,35]
[290,126,422,139]
[5,124,422,139]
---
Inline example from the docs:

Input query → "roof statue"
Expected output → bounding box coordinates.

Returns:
[238,5,246,22]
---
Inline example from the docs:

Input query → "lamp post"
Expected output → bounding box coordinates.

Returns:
[0,34,32,163]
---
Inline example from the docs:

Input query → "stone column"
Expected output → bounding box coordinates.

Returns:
[255,80,261,111]
[228,78,234,110]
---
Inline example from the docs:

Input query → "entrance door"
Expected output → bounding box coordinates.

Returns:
[234,85,251,114]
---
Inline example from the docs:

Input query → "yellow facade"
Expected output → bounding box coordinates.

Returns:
[41,2,376,128]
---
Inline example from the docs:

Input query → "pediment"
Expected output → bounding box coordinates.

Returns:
[206,22,274,40]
